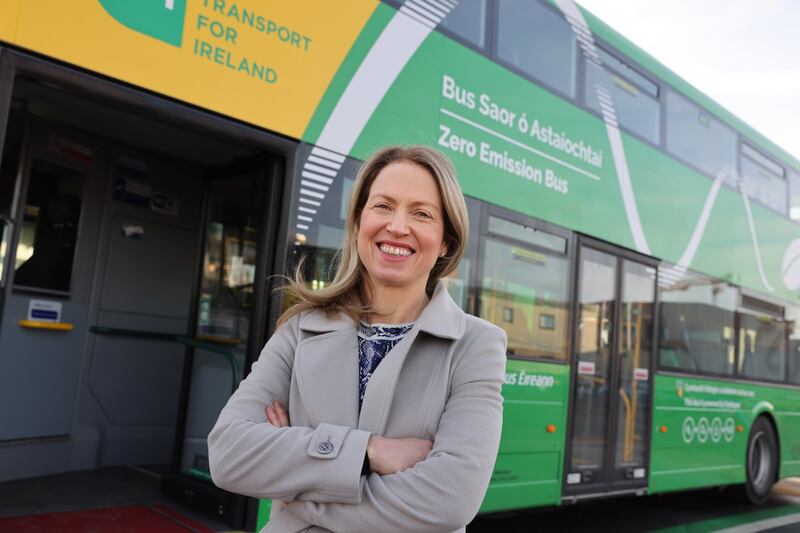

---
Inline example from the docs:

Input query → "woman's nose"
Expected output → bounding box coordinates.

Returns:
[386,211,409,234]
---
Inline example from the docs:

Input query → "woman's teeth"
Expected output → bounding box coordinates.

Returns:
[379,244,412,256]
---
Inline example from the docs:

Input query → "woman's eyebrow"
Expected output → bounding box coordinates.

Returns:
[408,200,441,212]
[369,193,441,212]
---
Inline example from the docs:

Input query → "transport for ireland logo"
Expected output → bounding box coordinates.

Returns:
[99,0,187,47]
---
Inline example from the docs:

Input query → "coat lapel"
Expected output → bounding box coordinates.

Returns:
[358,281,466,435]
[294,311,360,428]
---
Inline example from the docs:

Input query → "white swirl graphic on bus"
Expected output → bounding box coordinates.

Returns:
[681,416,735,444]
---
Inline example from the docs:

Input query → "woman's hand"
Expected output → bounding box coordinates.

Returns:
[366,435,433,475]
[265,400,290,427]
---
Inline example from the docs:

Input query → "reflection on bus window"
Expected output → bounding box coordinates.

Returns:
[788,305,800,384]
[615,260,654,470]
[658,267,737,375]
[666,90,737,181]
[738,313,787,382]
[496,0,577,97]
[196,176,263,343]
[480,237,569,360]
[14,159,83,292]
[584,52,660,144]
[439,0,486,48]
[790,169,800,221]
[740,144,786,214]
[0,109,23,285]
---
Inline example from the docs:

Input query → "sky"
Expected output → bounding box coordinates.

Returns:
[576,0,800,164]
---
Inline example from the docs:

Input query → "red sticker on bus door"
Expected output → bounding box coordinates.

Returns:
[578,361,595,375]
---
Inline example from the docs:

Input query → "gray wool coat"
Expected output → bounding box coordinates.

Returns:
[208,281,507,532]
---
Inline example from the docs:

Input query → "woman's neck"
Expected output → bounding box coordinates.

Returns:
[367,281,429,324]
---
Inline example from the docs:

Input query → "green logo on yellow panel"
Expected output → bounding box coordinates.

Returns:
[99,0,187,47]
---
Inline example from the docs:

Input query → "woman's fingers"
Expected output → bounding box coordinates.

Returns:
[274,400,290,426]
[265,401,290,427]
[265,405,278,425]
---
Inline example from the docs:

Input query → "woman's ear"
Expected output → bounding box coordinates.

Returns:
[440,244,448,258]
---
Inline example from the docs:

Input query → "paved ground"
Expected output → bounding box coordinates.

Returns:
[1,469,798,532]
[0,465,232,531]
[468,478,800,533]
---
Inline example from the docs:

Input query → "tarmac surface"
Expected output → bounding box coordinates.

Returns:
[467,478,800,533]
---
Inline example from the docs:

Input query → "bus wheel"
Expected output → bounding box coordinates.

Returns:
[738,416,778,505]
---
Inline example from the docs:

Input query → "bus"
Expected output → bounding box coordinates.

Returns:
[0,0,798,530]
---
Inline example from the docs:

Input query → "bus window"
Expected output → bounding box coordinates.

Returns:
[441,196,481,311]
[479,237,570,360]
[196,176,264,343]
[615,260,654,471]
[737,313,787,382]
[488,215,566,253]
[788,306,800,384]
[439,0,487,48]
[658,267,737,376]
[0,109,23,286]
[666,90,737,182]
[283,146,359,313]
[789,169,800,221]
[740,144,787,215]
[13,159,83,293]
[496,0,577,98]
[584,49,660,144]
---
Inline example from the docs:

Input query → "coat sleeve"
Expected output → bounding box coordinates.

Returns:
[207,316,372,504]
[286,323,508,532]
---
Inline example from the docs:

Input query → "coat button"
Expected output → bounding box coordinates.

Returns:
[316,441,334,455]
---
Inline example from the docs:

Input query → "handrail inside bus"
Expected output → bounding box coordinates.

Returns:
[89,325,240,393]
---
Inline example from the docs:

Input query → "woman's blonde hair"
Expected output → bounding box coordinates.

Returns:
[277,145,468,327]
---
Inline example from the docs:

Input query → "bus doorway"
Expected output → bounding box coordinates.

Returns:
[0,76,284,529]
[563,238,658,500]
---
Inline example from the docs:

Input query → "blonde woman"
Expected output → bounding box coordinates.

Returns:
[208,145,507,532]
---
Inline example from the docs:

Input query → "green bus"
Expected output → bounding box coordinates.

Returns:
[0,0,798,530]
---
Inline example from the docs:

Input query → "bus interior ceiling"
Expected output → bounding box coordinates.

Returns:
[0,76,265,497]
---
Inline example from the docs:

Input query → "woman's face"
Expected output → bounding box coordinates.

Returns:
[357,161,447,295]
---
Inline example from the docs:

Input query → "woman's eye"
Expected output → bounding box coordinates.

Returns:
[415,211,432,219]
[373,203,390,210]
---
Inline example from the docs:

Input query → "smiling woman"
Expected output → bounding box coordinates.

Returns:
[208,146,507,532]
[356,161,448,318]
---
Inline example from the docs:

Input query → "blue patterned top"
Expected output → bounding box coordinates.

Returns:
[357,321,414,408]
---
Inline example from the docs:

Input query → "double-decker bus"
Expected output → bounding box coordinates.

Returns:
[0,0,798,530]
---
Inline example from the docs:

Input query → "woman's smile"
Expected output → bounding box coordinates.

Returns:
[377,240,414,259]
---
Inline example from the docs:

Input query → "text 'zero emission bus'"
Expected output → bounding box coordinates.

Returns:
[0,0,798,530]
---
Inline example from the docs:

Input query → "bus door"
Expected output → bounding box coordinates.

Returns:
[162,158,280,528]
[0,119,107,441]
[564,239,657,497]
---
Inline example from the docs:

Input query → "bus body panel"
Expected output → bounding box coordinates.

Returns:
[649,374,800,494]
[0,0,377,140]
[481,359,570,513]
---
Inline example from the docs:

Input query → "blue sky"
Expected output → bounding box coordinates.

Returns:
[577,0,800,163]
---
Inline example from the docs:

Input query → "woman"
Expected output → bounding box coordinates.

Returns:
[208,145,507,532]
